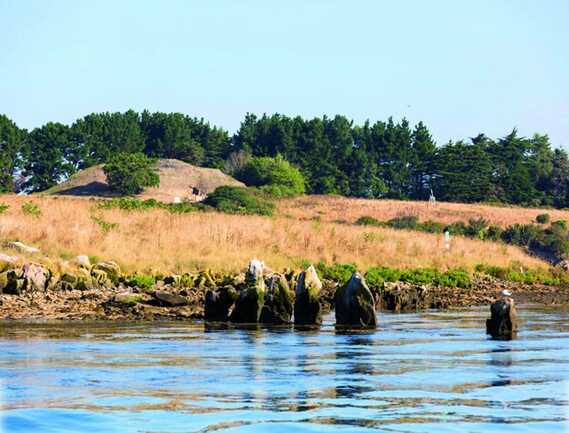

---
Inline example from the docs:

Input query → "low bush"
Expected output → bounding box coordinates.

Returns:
[0,203,9,214]
[98,198,198,214]
[355,216,382,226]
[203,186,275,216]
[235,155,306,197]
[21,201,41,217]
[386,215,418,230]
[536,213,550,224]
[126,274,156,289]
[364,266,470,288]
[315,262,356,284]
[475,263,569,286]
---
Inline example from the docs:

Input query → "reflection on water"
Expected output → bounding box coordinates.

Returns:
[1,306,569,433]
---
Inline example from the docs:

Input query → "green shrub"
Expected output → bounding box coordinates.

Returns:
[552,220,568,230]
[448,221,468,236]
[21,201,41,217]
[364,266,471,288]
[485,225,503,241]
[98,198,198,214]
[203,186,274,216]
[386,215,418,230]
[235,155,305,197]
[126,274,156,289]
[536,213,550,224]
[419,220,445,233]
[0,203,9,214]
[103,152,160,195]
[315,262,356,284]
[355,216,382,226]
[501,224,541,246]
[465,217,489,239]
[91,215,119,233]
[475,263,569,286]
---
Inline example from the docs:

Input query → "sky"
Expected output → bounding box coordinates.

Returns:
[1,0,568,147]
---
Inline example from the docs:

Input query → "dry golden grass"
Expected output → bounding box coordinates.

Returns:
[279,195,569,227]
[0,194,549,275]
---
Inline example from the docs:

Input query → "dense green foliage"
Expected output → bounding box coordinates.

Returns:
[235,155,305,197]
[1,110,568,208]
[0,203,9,214]
[312,261,471,288]
[0,115,25,192]
[103,153,160,195]
[475,263,569,286]
[21,202,41,218]
[357,214,569,260]
[203,186,275,216]
[97,197,199,214]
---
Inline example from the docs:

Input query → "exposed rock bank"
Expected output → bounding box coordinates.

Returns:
[2,259,569,321]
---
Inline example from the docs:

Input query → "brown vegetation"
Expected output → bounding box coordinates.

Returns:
[0,195,548,275]
[279,195,569,227]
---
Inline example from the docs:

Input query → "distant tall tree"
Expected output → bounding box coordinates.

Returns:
[488,129,537,204]
[432,140,494,202]
[22,122,73,192]
[549,149,569,208]
[410,121,436,199]
[72,110,144,166]
[0,114,25,192]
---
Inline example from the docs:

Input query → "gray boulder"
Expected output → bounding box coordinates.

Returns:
[335,272,377,328]
[154,290,188,307]
[294,265,322,326]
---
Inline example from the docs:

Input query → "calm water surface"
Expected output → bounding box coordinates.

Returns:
[1,306,568,433]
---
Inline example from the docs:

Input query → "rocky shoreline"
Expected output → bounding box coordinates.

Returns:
[1,256,569,321]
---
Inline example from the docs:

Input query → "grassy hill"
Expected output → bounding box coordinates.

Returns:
[0,194,560,275]
[44,159,244,202]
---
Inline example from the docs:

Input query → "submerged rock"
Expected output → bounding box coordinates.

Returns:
[294,265,323,326]
[335,272,377,328]
[230,259,266,323]
[486,296,518,340]
[260,274,293,324]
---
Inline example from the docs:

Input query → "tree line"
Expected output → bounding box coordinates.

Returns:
[0,110,568,207]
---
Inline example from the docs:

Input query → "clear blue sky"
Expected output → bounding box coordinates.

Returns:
[1,0,568,147]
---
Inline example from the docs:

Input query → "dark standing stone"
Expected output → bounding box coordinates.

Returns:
[486,298,518,340]
[260,274,293,324]
[294,265,322,326]
[335,272,377,328]
[205,286,238,321]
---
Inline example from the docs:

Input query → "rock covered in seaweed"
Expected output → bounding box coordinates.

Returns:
[335,272,377,328]
[230,259,266,323]
[486,294,518,340]
[260,273,293,324]
[205,286,238,321]
[294,265,322,326]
